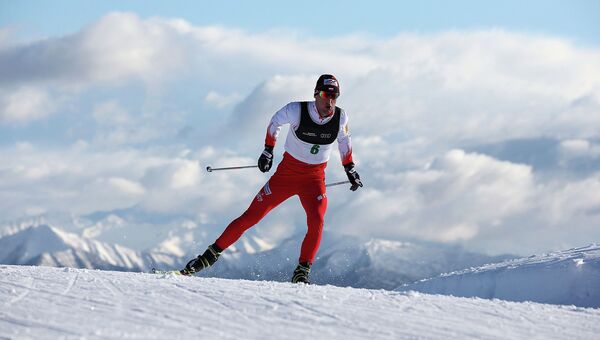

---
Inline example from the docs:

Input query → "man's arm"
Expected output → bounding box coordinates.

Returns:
[265,102,298,148]
[258,102,298,172]
[337,111,362,191]
[337,110,354,166]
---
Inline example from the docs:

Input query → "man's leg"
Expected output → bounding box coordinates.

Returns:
[182,178,292,275]
[297,182,328,265]
[214,179,293,250]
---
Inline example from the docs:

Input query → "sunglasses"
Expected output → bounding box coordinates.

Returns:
[318,91,339,100]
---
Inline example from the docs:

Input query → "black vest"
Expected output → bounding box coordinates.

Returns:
[294,101,341,145]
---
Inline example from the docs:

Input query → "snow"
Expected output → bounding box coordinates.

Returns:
[400,244,600,308]
[0,225,510,290]
[1,265,599,339]
[0,224,179,272]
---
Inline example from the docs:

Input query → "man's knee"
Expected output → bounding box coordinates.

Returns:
[307,218,324,235]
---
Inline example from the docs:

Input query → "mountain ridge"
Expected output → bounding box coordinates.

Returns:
[399,244,600,307]
[0,224,511,289]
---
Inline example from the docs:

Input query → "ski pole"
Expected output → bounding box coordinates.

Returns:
[206,165,351,187]
[325,180,351,187]
[206,165,258,172]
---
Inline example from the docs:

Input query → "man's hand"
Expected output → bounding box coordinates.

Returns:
[344,163,363,191]
[258,145,274,173]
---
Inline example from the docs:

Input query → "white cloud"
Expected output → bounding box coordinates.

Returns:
[170,160,201,189]
[559,139,600,159]
[2,13,599,144]
[1,14,600,255]
[0,87,56,124]
[107,177,145,195]
[92,101,132,126]
[204,91,242,108]
[539,174,600,225]
[332,149,536,246]
[88,100,185,146]
[0,12,188,87]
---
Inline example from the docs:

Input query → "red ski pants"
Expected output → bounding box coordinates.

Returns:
[215,152,328,264]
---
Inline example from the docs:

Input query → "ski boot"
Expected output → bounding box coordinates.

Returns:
[181,243,222,275]
[291,262,311,284]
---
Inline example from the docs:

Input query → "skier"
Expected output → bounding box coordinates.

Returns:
[182,74,362,283]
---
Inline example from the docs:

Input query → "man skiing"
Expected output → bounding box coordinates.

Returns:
[182,74,362,284]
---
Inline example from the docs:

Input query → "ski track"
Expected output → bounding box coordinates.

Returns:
[1,265,599,339]
[61,272,78,296]
[4,276,33,307]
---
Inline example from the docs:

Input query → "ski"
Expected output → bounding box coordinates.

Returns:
[151,268,189,276]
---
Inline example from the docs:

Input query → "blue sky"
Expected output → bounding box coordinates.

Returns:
[2,0,599,44]
[1,1,600,256]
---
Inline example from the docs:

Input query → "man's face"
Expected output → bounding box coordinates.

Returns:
[314,91,338,118]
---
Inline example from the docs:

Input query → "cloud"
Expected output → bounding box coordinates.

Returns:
[3,13,599,145]
[1,13,600,255]
[0,87,56,124]
[141,159,201,190]
[333,150,535,244]
[559,139,600,159]
[107,177,145,195]
[0,142,267,227]
[92,101,133,126]
[204,91,243,108]
[539,174,600,225]
[0,12,188,87]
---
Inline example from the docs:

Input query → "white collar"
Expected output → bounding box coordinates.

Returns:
[308,101,334,125]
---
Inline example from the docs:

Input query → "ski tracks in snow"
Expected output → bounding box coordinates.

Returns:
[3,275,33,307]
[1,266,600,339]
[61,271,79,296]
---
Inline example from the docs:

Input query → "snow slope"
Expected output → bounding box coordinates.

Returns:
[400,244,600,308]
[1,265,599,339]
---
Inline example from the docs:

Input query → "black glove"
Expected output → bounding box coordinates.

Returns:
[258,145,274,173]
[344,163,363,191]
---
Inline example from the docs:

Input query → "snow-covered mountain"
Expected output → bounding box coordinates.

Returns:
[201,232,512,289]
[0,212,91,238]
[399,244,600,308]
[0,224,179,271]
[0,225,510,290]
[0,211,275,257]
[1,265,599,339]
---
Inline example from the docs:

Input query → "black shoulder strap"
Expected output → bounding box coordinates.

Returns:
[300,101,309,121]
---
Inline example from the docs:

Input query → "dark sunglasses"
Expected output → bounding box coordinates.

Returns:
[318,91,339,100]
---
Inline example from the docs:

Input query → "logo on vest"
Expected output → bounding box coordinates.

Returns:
[302,132,317,137]
[320,133,332,139]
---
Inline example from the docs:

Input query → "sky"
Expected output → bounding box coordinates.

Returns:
[0,1,599,256]
[2,1,600,44]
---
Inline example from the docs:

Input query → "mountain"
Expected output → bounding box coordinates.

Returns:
[0,212,91,237]
[0,224,179,271]
[1,211,274,257]
[399,244,600,308]
[0,225,510,290]
[202,232,513,289]
[2,265,599,339]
